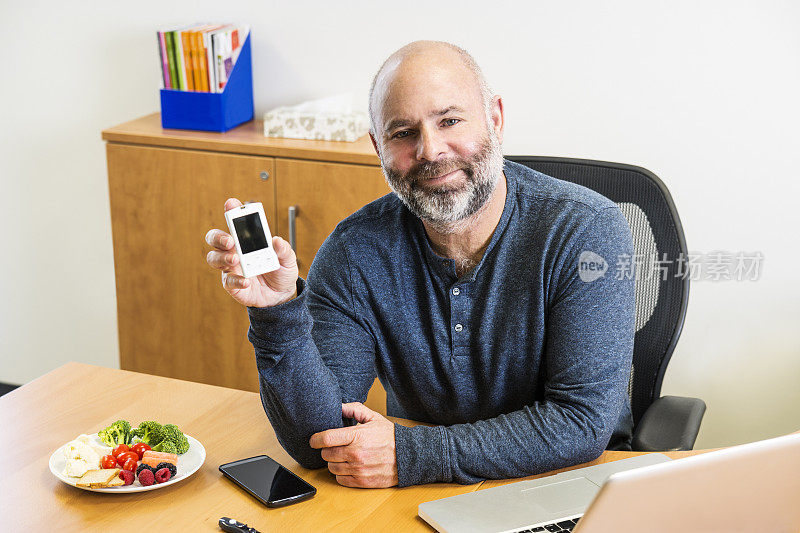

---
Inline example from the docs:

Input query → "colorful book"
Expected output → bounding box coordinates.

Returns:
[203,28,218,93]
[211,25,249,92]
[208,26,227,92]
[179,30,195,90]
[157,31,171,89]
[188,29,201,91]
[208,26,230,92]
[191,24,220,92]
[164,31,180,90]
[166,26,192,90]
[196,24,224,92]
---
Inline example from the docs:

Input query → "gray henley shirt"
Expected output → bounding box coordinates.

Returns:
[247,159,635,487]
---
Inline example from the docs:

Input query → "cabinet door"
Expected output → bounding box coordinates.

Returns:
[274,159,390,278]
[107,143,276,392]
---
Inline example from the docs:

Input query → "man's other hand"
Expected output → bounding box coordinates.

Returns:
[205,198,299,308]
[309,403,398,488]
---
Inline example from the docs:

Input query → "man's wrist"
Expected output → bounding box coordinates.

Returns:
[249,278,305,313]
[273,288,298,306]
[247,278,311,353]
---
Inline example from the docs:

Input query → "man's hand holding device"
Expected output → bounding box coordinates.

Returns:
[205,198,298,308]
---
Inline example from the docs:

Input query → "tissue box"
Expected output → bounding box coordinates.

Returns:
[263,96,369,142]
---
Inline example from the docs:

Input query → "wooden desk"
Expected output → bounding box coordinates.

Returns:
[0,363,710,532]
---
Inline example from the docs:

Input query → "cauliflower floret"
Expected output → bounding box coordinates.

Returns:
[76,434,111,457]
[62,438,102,478]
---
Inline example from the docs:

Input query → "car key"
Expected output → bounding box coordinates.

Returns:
[219,517,260,533]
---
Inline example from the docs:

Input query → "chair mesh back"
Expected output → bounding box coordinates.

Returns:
[507,156,690,425]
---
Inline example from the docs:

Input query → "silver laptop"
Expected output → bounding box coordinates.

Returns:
[419,432,800,532]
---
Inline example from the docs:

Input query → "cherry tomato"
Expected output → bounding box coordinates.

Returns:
[116,451,138,467]
[131,442,151,461]
[100,454,117,469]
[112,444,130,458]
[122,457,138,472]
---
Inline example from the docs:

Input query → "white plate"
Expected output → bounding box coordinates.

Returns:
[49,433,206,493]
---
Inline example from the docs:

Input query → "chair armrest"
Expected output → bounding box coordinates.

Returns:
[632,395,706,452]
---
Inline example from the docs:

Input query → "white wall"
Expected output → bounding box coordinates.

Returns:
[1,0,798,449]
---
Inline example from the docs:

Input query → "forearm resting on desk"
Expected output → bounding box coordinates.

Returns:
[248,296,344,470]
[394,390,627,486]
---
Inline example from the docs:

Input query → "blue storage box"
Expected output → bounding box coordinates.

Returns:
[160,33,254,132]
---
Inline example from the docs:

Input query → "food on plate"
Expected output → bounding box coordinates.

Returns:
[119,469,135,486]
[138,468,155,486]
[160,424,190,454]
[63,437,104,478]
[74,434,112,456]
[130,421,165,446]
[152,439,177,454]
[142,450,178,468]
[130,442,151,460]
[100,454,117,469]
[115,451,138,468]
[142,457,175,469]
[136,463,155,477]
[55,420,194,490]
[143,450,178,461]
[112,443,130,458]
[122,457,138,472]
[156,462,177,478]
[98,420,133,446]
[76,468,124,488]
[154,467,172,483]
[142,457,163,468]
[132,421,190,455]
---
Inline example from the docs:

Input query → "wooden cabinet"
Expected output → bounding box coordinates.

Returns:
[103,114,389,412]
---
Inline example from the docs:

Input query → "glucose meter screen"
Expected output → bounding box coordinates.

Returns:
[233,213,269,254]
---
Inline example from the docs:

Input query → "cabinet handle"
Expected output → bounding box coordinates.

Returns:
[259,171,270,181]
[288,205,298,252]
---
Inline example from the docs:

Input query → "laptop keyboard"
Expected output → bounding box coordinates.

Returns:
[515,516,581,532]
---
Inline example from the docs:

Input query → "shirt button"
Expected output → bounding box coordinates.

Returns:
[452,287,460,296]
[454,324,463,332]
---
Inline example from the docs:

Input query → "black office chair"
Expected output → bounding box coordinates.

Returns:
[507,156,706,451]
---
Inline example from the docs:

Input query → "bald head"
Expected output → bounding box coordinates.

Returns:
[368,41,493,137]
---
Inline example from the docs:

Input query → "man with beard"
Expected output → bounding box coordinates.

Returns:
[205,41,635,488]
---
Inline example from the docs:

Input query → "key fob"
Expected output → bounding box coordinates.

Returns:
[219,517,260,533]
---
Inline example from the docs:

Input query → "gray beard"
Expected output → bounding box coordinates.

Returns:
[380,131,505,234]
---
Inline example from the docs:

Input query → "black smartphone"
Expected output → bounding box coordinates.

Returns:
[219,455,316,507]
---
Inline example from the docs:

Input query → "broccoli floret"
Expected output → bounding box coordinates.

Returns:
[161,424,182,441]
[97,419,132,446]
[97,427,113,445]
[127,421,189,454]
[176,434,190,454]
[152,439,177,454]
[130,421,164,446]
[160,424,190,454]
